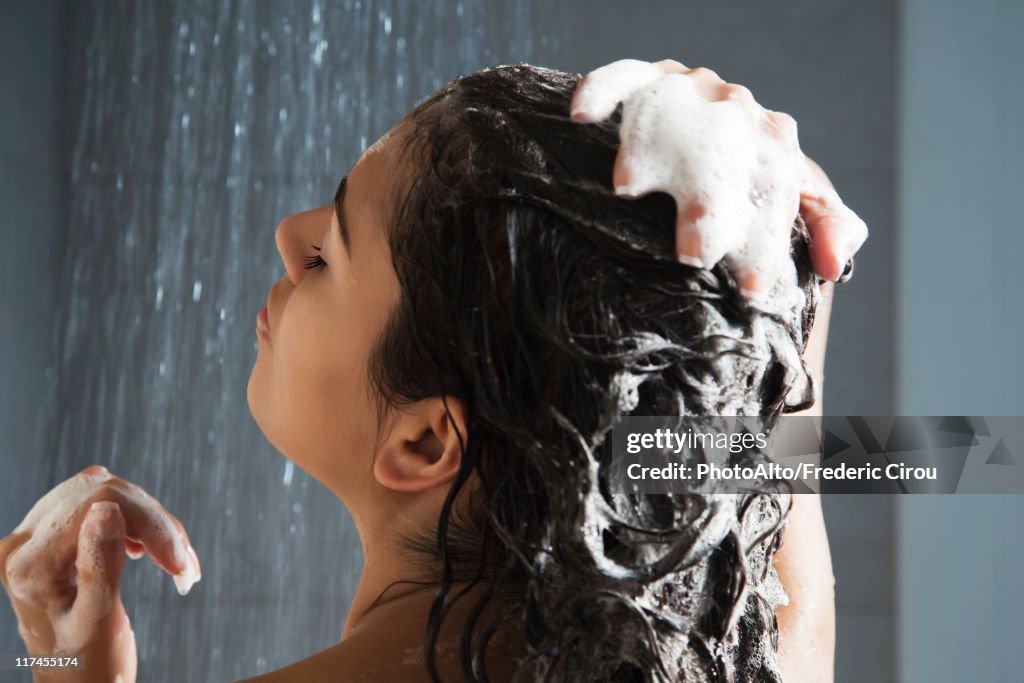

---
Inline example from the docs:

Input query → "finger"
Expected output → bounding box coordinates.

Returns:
[675,196,747,271]
[125,538,145,560]
[0,531,32,588]
[653,58,688,74]
[612,90,673,198]
[803,207,868,282]
[612,150,633,194]
[802,154,835,191]
[716,82,756,107]
[675,199,711,267]
[806,213,846,281]
[734,239,790,300]
[611,147,663,198]
[735,254,791,300]
[569,59,664,123]
[762,111,799,147]
[833,210,868,276]
[100,482,201,595]
[52,502,126,653]
[736,268,771,299]
[11,465,112,536]
[681,66,727,101]
[799,157,869,281]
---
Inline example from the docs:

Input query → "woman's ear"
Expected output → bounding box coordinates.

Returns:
[373,396,469,493]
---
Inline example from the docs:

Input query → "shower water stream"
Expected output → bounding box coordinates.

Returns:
[38,2,560,679]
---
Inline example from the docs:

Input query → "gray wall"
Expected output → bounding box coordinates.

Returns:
[897,1,1024,681]
[0,0,66,611]
[1,1,900,681]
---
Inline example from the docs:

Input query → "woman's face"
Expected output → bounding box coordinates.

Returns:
[247,129,402,499]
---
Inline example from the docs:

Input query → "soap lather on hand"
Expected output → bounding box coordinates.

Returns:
[570,58,868,297]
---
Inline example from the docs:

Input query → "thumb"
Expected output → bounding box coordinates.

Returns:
[53,501,127,653]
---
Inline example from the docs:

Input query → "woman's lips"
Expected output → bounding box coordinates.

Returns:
[256,305,271,338]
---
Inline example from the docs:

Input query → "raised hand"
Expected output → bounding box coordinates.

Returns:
[0,465,201,682]
[570,58,868,297]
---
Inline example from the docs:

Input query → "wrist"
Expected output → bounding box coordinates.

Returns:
[25,614,137,683]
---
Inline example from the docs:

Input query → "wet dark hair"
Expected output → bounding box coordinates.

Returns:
[366,65,820,682]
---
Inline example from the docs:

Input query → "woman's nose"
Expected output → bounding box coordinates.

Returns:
[274,205,334,285]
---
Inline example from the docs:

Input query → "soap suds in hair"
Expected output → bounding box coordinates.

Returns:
[572,58,808,297]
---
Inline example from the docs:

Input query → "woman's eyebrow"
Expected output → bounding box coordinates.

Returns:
[333,175,352,259]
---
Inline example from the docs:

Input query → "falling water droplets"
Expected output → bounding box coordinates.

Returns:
[313,39,328,66]
[52,3,560,679]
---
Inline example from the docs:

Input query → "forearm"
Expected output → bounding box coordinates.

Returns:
[773,279,836,680]
[24,602,137,683]
[774,492,836,682]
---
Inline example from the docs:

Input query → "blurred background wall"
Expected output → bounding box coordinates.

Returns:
[0,1,1016,681]
[896,1,1024,681]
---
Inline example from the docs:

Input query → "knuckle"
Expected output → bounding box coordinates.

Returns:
[102,475,148,502]
[763,111,799,143]
[5,550,30,592]
[655,58,687,73]
[102,475,130,493]
[689,66,722,82]
[79,464,111,479]
[4,559,18,587]
[774,111,798,132]
[721,83,754,103]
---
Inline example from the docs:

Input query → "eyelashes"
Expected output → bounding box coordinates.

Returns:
[303,245,327,271]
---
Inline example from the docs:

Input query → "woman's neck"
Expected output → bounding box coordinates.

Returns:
[341,544,520,642]
[341,542,431,640]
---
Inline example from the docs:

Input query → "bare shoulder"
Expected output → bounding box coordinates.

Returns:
[233,588,530,682]
[232,631,432,683]
[232,626,523,683]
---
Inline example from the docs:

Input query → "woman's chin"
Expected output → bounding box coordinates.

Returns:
[246,366,268,433]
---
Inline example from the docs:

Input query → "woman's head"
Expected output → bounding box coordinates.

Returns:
[246,128,413,527]
[249,64,818,681]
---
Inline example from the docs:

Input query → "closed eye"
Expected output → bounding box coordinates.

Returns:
[303,245,327,271]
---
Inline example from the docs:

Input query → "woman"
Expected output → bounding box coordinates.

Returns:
[1,62,859,681]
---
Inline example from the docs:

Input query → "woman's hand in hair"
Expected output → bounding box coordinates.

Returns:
[0,465,201,682]
[570,58,868,295]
